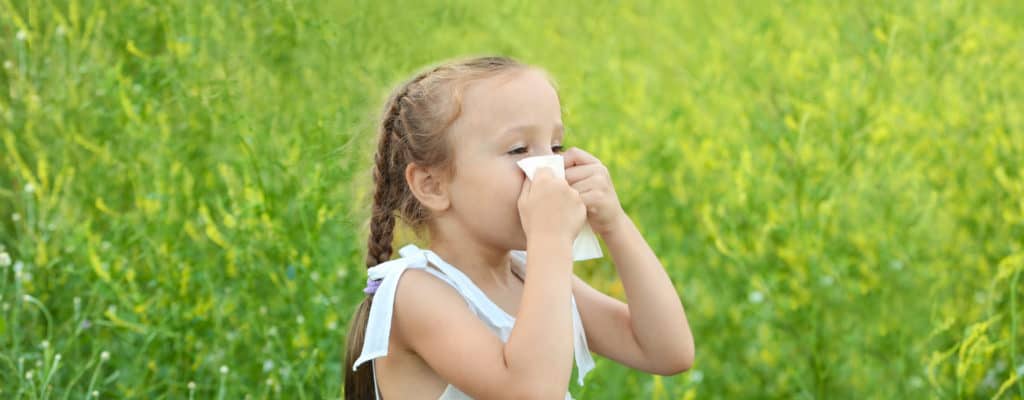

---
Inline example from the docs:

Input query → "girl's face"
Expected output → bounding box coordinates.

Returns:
[441,68,565,251]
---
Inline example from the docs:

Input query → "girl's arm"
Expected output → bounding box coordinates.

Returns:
[394,239,575,399]
[394,168,584,399]
[572,215,694,375]
[562,147,694,375]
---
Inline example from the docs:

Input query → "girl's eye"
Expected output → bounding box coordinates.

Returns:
[507,145,566,155]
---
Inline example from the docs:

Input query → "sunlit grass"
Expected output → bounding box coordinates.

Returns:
[1,0,1022,398]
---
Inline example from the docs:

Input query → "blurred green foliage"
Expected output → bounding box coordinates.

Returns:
[1,0,1022,398]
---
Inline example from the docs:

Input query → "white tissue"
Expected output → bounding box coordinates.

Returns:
[516,155,604,261]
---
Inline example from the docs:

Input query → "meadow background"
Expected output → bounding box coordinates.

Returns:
[2,0,1023,398]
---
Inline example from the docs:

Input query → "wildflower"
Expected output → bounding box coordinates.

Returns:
[188,381,196,390]
[748,291,765,304]
[92,390,99,398]
[296,314,305,325]
[820,275,834,286]
[220,365,229,375]
[11,213,21,222]
[263,359,274,373]
[1017,363,1024,377]
[16,30,27,41]
[100,351,110,362]
[56,26,66,36]
[80,319,92,330]
[327,321,338,331]
[24,183,35,194]
[259,306,267,315]
[690,369,704,383]
[2,60,13,70]
[41,340,49,349]
[0,252,10,267]
[25,370,33,380]
[55,353,62,362]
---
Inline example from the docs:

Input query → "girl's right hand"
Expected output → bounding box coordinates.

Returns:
[517,167,587,243]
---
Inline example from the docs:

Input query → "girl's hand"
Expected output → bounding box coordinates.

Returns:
[564,148,627,236]
[518,167,587,243]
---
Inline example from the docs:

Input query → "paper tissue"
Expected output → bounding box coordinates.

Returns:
[516,155,604,261]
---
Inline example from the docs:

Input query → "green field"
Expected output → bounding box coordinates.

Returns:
[2,0,1023,398]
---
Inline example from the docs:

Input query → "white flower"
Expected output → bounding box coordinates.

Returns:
[220,365,229,375]
[24,183,35,194]
[296,314,305,325]
[262,360,274,373]
[690,369,704,383]
[2,60,13,70]
[25,370,33,380]
[0,252,10,267]
[188,381,196,390]
[54,353,62,362]
[40,340,49,349]
[11,213,21,222]
[100,351,110,362]
[327,321,338,331]
[56,26,66,36]
[16,30,27,41]
[748,291,765,304]
[91,390,98,398]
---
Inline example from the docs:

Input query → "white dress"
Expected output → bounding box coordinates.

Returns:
[351,244,595,399]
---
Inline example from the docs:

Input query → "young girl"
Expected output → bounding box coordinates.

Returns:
[344,56,694,399]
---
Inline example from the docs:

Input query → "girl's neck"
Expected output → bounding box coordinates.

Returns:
[428,235,518,290]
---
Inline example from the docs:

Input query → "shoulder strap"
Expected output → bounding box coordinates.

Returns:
[351,245,460,371]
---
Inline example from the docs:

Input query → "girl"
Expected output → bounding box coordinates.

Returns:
[344,56,694,399]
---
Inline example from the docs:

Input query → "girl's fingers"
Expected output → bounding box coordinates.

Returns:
[563,147,602,168]
[570,175,604,194]
[565,164,604,184]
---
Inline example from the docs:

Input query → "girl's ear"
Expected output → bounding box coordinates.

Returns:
[406,162,451,212]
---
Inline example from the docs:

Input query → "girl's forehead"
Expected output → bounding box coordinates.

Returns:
[454,70,562,140]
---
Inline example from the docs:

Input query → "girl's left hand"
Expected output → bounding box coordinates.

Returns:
[563,147,628,236]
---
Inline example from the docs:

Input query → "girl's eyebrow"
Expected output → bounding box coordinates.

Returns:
[501,123,564,136]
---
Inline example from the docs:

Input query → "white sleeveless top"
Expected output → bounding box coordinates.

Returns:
[351,244,595,400]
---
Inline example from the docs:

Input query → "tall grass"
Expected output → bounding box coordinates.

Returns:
[1,0,1022,398]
